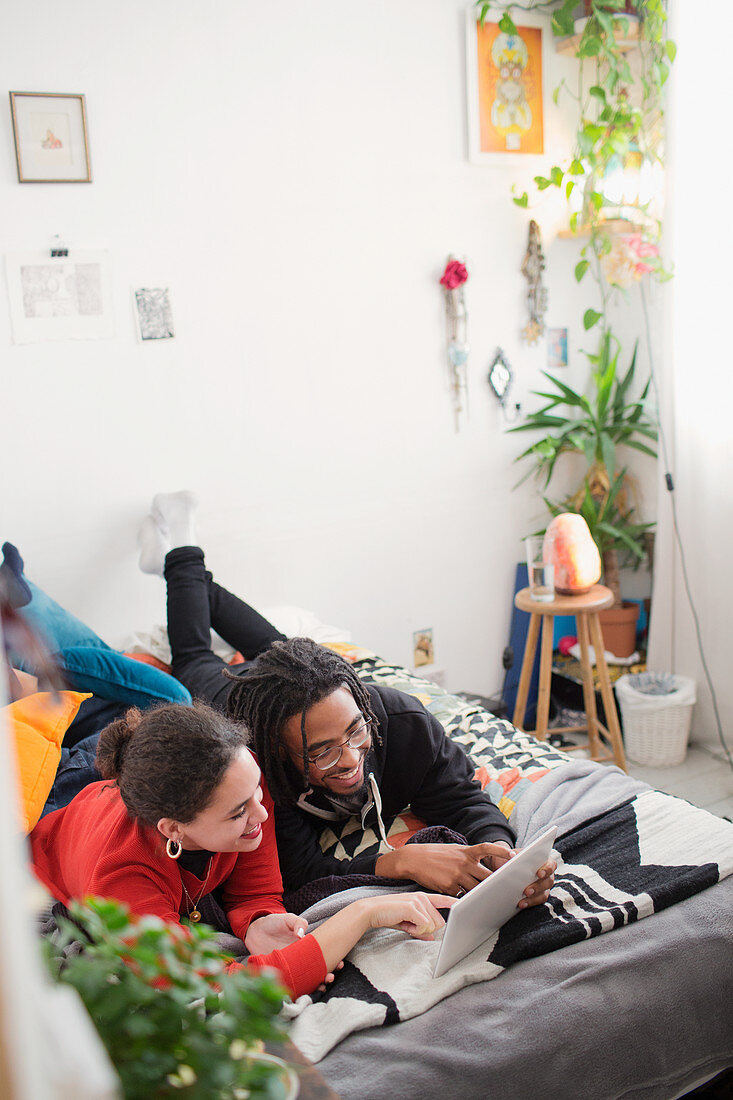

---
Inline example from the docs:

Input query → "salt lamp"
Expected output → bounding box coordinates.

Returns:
[543,513,601,596]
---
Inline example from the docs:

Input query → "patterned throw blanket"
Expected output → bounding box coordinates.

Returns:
[282,784,733,1062]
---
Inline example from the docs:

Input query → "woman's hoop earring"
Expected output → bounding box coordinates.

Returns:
[166,838,182,860]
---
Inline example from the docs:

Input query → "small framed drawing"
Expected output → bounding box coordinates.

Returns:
[547,327,569,369]
[133,288,175,341]
[466,11,546,164]
[9,92,91,182]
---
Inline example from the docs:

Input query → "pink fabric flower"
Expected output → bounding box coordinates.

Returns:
[440,260,469,289]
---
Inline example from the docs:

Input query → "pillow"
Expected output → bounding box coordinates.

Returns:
[56,646,192,707]
[5,691,91,832]
[16,580,111,661]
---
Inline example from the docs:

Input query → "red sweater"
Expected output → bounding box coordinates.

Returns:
[30,780,325,998]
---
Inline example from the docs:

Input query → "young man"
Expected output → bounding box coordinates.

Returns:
[140,492,556,904]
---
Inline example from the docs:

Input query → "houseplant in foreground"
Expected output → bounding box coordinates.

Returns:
[43,896,293,1100]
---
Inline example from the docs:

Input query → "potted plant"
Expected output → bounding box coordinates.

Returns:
[476,0,673,652]
[510,329,657,652]
[43,897,296,1100]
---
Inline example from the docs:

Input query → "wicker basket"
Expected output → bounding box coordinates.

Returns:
[615,673,696,767]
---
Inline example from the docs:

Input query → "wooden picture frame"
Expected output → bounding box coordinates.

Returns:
[9,92,91,183]
[466,12,546,164]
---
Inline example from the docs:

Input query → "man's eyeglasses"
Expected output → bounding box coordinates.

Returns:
[294,717,373,772]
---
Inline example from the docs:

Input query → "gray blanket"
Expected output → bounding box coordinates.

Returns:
[306,762,733,1098]
[280,762,733,1065]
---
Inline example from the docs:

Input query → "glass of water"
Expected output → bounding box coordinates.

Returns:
[525,536,554,602]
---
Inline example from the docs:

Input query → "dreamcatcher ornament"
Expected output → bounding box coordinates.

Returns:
[439,255,469,431]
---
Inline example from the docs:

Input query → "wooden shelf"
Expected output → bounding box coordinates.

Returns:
[555,17,640,56]
[557,218,642,239]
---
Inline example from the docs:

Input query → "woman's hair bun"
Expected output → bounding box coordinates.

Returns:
[95,707,143,780]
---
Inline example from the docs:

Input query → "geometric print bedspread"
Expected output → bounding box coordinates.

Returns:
[317,648,572,866]
[284,787,733,1063]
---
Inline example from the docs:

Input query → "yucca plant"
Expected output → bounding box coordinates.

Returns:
[510,329,657,606]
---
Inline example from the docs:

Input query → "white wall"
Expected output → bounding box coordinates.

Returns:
[647,0,733,751]
[2,1,654,696]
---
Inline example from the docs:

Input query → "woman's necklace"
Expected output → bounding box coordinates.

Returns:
[180,857,213,923]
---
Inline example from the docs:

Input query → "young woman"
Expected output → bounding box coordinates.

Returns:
[30,701,454,1000]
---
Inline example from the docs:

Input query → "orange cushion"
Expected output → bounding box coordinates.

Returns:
[5,691,91,832]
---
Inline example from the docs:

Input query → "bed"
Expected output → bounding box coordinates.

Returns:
[11,600,733,1100]
[284,648,733,1100]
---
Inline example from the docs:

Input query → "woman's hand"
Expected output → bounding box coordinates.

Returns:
[309,891,456,977]
[244,911,308,955]
[362,892,457,941]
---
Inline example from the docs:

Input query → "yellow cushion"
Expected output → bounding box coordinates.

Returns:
[5,691,91,832]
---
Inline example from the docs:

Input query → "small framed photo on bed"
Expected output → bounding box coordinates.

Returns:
[9,92,92,183]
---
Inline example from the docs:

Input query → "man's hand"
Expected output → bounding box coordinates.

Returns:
[516,855,557,910]
[375,841,515,896]
[244,912,308,955]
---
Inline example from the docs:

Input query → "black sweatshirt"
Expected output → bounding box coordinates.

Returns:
[274,683,516,892]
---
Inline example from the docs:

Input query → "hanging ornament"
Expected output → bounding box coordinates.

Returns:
[521,220,547,345]
[439,255,470,430]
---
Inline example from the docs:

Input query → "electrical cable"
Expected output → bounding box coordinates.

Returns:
[640,281,733,770]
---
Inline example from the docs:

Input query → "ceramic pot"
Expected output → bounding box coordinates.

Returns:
[245,1052,299,1099]
[598,601,640,659]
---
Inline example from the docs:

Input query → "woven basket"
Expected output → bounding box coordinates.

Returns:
[615,673,696,767]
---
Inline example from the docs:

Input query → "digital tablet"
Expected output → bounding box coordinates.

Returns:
[432,826,558,979]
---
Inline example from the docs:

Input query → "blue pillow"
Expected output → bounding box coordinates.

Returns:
[57,646,192,708]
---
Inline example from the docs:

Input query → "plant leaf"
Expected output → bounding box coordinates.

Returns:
[575,259,590,282]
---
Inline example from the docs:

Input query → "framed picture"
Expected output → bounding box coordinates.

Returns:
[466,12,545,163]
[547,327,569,369]
[5,251,114,343]
[9,92,91,182]
[413,629,435,669]
[133,288,175,342]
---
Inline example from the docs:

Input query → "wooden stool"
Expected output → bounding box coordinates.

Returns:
[512,584,627,771]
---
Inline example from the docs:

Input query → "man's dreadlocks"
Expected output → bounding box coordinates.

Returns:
[225,636,379,804]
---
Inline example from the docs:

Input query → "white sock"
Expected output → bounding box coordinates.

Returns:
[138,514,170,576]
[151,490,198,550]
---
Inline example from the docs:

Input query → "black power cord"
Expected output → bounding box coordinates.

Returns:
[640,282,733,771]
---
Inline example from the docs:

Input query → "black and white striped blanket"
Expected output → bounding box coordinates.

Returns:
[279,778,733,1063]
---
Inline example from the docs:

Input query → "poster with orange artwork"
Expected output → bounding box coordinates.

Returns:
[466,17,544,161]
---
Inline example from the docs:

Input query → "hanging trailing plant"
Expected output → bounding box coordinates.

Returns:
[475,0,674,606]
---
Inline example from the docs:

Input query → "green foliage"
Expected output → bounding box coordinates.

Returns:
[476,1,671,595]
[475,0,674,267]
[509,331,657,566]
[43,898,290,1100]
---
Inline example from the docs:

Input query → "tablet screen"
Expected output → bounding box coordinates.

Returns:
[432,825,558,978]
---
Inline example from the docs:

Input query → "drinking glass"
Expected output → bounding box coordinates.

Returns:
[525,536,554,602]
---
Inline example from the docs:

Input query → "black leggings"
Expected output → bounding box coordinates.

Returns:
[164,546,286,710]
